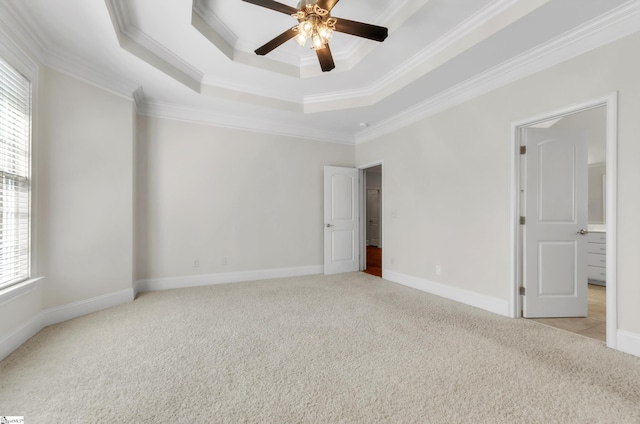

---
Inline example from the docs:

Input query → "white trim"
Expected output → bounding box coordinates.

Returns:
[355,1,640,144]
[0,288,134,361]
[134,265,323,294]
[617,330,640,358]
[383,269,510,317]
[44,289,133,326]
[137,100,354,145]
[0,277,42,307]
[509,93,618,348]
[0,21,38,79]
[305,0,547,111]
[604,94,618,349]
[104,0,201,93]
[0,21,42,312]
[358,161,384,274]
[2,0,637,145]
[0,311,43,362]
[42,47,139,101]
[359,168,366,271]
[508,120,520,319]
[0,1,139,101]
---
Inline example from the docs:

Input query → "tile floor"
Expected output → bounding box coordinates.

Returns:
[531,284,606,342]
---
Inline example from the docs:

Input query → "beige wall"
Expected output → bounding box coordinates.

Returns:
[551,106,607,165]
[36,68,135,308]
[135,116,355,281]
[3,24,640,359]
[356,30,640,334]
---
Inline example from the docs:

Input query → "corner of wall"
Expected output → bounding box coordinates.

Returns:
[617,330,640,359]
[382,270,511,317]
[0,288,134,362]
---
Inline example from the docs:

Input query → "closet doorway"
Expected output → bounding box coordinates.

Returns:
[362,164,382,277]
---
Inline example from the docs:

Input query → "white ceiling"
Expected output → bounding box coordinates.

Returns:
[0,0,638,144]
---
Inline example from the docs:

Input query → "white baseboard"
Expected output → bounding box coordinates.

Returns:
[44,288,134,327]
[617,330,640,358]
[135,265,324,294]
[0,288,134,362]
[383,270,510,317]
[0,311,45,363]
[2,273,638,362]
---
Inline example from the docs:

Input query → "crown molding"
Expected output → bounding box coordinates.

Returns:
[0,21,39,80]
[104,0,552,114]
[200,77,303,110]
[0,2,47,67]
[355,0,640,144]
[105,0,202,93]
[42,46,139,101]
[0,1,139,101]
[3,0,638,147]
[132,86,146,110]
[303,0,550,112]
[137,100,355,145]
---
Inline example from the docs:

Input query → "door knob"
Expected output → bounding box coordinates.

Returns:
[326,223,333,228]
[577,229,588,235]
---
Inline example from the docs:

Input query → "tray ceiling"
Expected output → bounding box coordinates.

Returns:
[0,0,638,143]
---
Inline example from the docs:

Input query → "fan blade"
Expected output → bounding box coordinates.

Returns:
[334,18,388,42]
[316,0,340,12]
[242,0,298,15]
[255,28,297,55]
[316,45,335,72]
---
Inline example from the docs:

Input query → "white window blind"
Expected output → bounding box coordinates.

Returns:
[0,57,31,290]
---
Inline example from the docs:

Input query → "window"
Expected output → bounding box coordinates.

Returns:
[0,57,31,290]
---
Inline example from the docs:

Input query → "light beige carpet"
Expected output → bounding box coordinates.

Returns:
[1,272,639,423]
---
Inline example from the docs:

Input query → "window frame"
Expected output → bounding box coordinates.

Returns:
[0,35,38,299]
[0,58,32,290]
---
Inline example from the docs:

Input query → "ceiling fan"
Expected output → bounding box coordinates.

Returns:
[242,0,388,72]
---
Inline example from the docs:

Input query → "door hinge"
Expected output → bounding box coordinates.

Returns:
[520,145,527,154]
[519,216,526,225]
[519,286,526,296]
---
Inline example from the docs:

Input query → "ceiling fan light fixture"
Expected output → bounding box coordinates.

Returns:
[318,24,334,42]
[295,32,308,47]
[292,6,335,50]
[311,32,325,49]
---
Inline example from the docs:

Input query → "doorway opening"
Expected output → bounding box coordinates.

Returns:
[511,93,617,348]
[361,164,382,277]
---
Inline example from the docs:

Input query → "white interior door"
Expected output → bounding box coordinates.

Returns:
[523,128,588,318]
[324,166,360,275]
[366,189,381,247]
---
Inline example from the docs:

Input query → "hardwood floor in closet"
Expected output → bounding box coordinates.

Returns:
[364,246,382,277]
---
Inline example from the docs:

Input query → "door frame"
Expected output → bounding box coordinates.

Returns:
[359,161,384,274]
[509,92,618,348]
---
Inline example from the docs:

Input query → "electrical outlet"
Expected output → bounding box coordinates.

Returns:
[221,257,228,266]
[435,265,442,275]
[193,259,199,268]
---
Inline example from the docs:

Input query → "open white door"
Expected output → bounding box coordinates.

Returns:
[523,128,588,318]
[324,166,359,275]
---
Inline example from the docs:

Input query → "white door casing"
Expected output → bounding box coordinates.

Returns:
[324,166,360,275]
[523,128,588,318]
[366,188,381,247]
